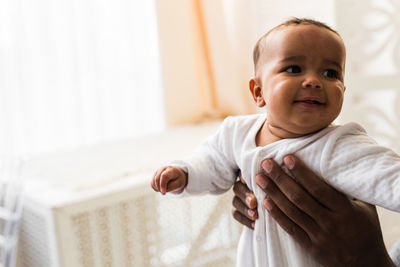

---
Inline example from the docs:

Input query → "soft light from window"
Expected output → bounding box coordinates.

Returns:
[0,0,164,156]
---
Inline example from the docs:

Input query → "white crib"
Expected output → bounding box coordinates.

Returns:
[16,120,242,267]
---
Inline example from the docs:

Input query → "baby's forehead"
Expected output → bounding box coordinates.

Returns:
[267,24,343,47]
[261,24,346,59]
[253,23,346,75]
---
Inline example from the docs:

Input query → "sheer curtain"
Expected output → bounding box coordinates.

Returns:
[0,0,164,156]
[156,0,257,126]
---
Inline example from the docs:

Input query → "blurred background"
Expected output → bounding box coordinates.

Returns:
[0,0,164,156]
[0,0,399,266]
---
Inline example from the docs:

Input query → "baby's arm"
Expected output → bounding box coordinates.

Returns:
[151,116,243,195]
[321,123,400,212]
[151,166,188,195]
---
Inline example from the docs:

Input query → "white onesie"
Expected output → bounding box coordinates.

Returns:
[171,114,400,267]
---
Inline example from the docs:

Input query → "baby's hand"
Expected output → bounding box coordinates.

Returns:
[151,166,188,195]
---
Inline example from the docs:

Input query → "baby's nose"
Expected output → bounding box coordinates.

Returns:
[302,76,322,89]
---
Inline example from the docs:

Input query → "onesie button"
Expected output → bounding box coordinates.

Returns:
[256,236,262,242]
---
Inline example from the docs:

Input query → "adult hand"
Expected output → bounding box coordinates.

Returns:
[232,176,258,229]
[232,155,394,267]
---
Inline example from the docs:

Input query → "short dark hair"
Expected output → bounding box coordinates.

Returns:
[253,17,341,74]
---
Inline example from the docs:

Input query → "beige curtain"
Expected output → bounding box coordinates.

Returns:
[156,0,257,126]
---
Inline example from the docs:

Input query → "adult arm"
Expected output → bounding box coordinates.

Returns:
[232,155,394,267]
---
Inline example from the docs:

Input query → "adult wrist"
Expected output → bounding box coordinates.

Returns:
[340,248,395,267]
[378,252,396,267]
[364,250,395,267]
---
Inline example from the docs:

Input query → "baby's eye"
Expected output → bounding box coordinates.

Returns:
[285,65,301,73]
[323,69,338,78]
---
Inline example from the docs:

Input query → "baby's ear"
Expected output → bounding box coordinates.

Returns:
[249,78,265,107]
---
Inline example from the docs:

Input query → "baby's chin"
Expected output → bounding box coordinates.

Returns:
[288,123,332,137]
[268,121,333,139]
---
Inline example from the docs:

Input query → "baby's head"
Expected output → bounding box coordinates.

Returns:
[249,18,346,138]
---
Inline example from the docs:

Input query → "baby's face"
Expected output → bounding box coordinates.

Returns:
[252,24,346,137]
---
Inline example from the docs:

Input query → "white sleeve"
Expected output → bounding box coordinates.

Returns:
[321,123,400,212]
[169,117,239,195]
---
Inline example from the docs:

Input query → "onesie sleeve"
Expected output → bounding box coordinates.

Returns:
[321,123,400,212]
[169,117,239,195]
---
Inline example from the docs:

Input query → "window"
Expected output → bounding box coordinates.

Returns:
[0,0,164,156]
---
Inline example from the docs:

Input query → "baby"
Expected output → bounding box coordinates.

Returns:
[151,18,400,267]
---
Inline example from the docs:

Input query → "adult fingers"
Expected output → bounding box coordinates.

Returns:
[232,208,255,230]
[233,179,258,209]
[232,196,258,221]
[260,159,328,222]
[256,173,319,235]
[264,197,311,249]
[283,155,349,211]
[238,171,246,184]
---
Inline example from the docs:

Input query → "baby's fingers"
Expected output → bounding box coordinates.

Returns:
[159,167,180,194]
[151,167,167,192]
[166,174,187,194]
